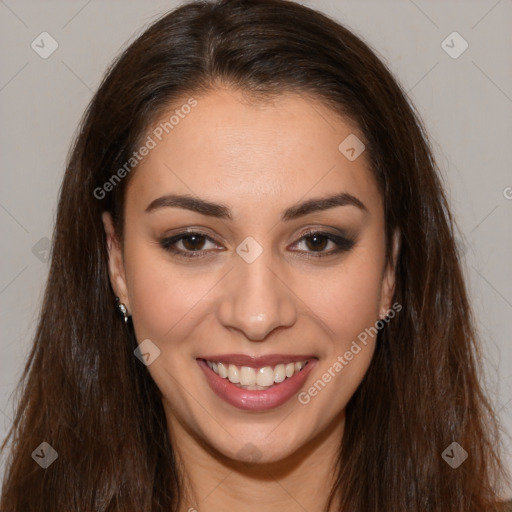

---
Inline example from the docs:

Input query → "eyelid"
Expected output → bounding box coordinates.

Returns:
[288,229,355,257]
[158,226,356,259]
[158,229,222,259]
[292,226,353,243]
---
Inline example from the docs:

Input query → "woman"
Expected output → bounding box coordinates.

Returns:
[1,0,509,510]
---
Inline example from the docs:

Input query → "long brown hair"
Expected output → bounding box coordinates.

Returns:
[1,0,508,510]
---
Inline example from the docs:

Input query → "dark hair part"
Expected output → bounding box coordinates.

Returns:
[1,0,509,510]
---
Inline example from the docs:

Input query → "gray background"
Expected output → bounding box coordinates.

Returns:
[1,0,511,497]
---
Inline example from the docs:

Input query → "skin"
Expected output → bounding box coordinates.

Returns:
[103,88,398,511]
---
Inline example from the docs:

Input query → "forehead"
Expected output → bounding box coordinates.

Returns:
[125,88,381,218]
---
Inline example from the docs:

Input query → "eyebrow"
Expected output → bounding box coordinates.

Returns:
[144,192,367,221]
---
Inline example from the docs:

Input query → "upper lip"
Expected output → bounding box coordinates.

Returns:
[198,354,317,367]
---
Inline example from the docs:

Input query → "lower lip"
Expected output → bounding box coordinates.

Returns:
[197,358,317,411]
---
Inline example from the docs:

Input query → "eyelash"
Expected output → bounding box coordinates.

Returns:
[158,229,355,260]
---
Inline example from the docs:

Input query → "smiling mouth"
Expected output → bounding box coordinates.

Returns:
[197,356,318,411]
[201,359,310,390]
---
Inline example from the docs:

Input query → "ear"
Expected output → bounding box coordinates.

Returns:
[378,229,400,319]
[102,211,130,312]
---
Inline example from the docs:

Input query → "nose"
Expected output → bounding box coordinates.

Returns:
[216,247,297,341]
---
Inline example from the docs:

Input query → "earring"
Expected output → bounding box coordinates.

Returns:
[379,313,390,323]
[114,296,130,324]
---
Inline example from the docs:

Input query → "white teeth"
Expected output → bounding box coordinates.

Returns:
[205,359,309,388]
[274,364,286,383]
[217,362,228,379]
[256,366,275,387]
[240,366,257,386]
[228,364,240,383]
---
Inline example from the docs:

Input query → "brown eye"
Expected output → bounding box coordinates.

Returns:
[303,233,329,252]
[159,231,219,259]
[180,234,207,251]
[291,231,355,258]
[160,229,355,261]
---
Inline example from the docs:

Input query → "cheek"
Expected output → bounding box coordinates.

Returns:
[296,262,384,421]
[309,256,385,343]
[125,230,386,346]
[124,242,224,362]
[124,243,196,341]
[298,243,385,409]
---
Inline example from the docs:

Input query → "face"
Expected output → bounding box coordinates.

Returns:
[103,88,397,465]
